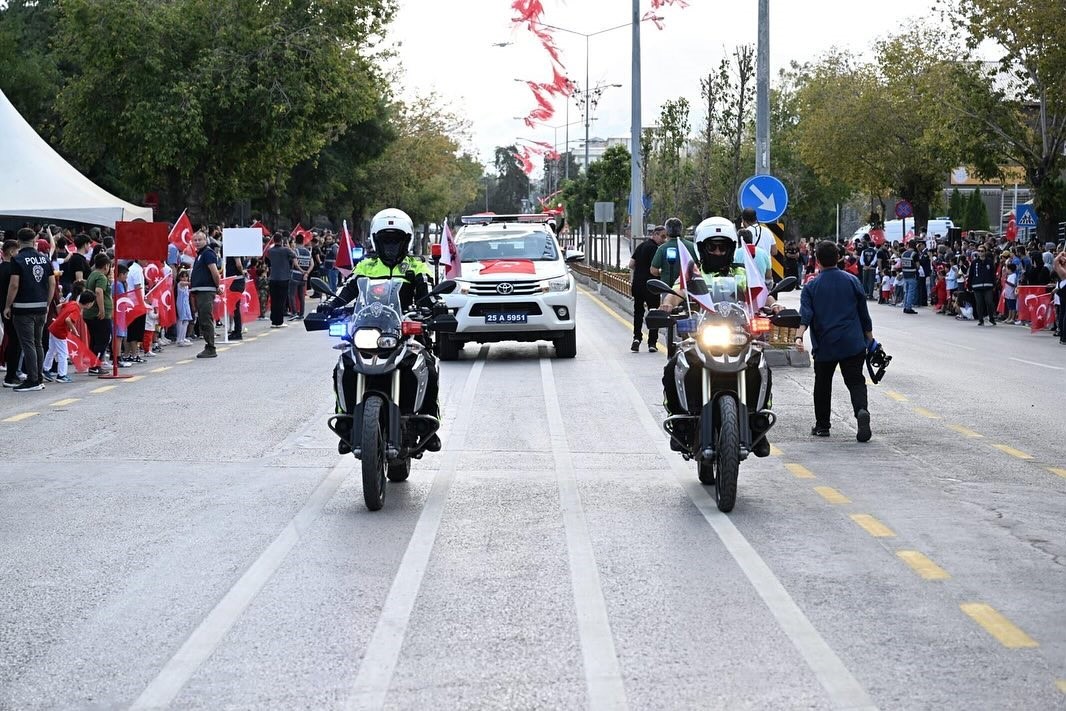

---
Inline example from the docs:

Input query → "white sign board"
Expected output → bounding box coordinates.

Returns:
[222,228,265,257]
[594,201,615,223]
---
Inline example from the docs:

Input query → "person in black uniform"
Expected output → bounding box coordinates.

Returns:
[628,225,667,352]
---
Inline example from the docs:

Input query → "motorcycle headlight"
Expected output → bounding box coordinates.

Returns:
[542,276,571,292]
[698,324,749,351]
[377,335,399,349]
[353,328,382,349]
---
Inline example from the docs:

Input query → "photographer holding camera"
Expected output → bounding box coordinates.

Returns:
[794,240,874,443]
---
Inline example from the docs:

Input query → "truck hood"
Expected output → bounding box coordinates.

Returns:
[458,260,566,282]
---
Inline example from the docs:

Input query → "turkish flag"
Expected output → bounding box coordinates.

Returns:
[240,280,261,320]
[143,260,164,289]
[869,228,886,247]
[213,277,241,321]
[147,275,176,328]
[336,220,354,275]
[65,311,99,373]
[1028,292,1055,332]
[440,221,460,280]
[168,210,195,257]
[292,223,314,246]
[115,288,148,330]
[1017,286,1046,321]
[478,259,536,275]
[252,220,271,238]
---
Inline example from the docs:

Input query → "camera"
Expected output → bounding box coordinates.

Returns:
[866,340,892,384]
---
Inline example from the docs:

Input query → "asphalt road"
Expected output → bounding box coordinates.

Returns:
[1,291,1064,710]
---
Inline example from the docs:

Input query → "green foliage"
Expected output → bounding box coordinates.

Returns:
[559,175,593,228]
[645,97,692,225]
[587,144,631,234]
[0,0,62,138]
[962,190,989,231]
[489,145,532,214]
[942,0,1066,241]
[948,188,964,222]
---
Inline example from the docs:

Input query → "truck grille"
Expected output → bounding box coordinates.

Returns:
[469,302,543,316]
[468,280,541,296]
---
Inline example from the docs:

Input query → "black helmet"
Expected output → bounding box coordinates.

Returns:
[664,217,683,239]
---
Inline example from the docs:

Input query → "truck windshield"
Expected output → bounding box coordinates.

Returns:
[458,231,558,262]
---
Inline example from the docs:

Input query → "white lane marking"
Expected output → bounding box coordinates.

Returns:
[940,341,976,352]
[579,293,878,711]
[540,353,629,710]
[347,350,487,711]
[130,457,352,710]
[1009,357,1063,371]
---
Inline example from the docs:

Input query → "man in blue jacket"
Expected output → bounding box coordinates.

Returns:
[794,241,874,442]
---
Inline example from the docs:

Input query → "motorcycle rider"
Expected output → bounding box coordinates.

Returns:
[320,208,433,311]
[659,216,783,458]
[318,208,441,453]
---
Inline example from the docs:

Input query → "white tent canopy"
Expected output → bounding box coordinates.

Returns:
[0,89,152,227]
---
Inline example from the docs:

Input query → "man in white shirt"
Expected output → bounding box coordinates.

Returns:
[740,208,777,257]
[124,259,149,361]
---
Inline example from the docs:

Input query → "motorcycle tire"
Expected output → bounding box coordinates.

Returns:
[714,397,740,513]
[387,457,411,482]
[438,336,459,361]
[360,395,388,511]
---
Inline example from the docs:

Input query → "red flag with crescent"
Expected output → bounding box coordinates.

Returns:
[147,275,177,328]
[336,220,355,276]
[115,288,148,330]
[168,210,195,257]
[65,311,100,373]
[1028,292,1055,332]
[240,279,261,320]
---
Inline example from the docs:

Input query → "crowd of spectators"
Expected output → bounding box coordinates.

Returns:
[783,229,1066,345]
[0,222,346,391]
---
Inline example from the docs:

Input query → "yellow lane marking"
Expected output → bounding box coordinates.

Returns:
[50,398,81,407]
[217,347,231,352]
[3,412,38,423]
[769,444,783,457]
[814,486,850,504]
[91,385,117,394]
[947,424,983,438]
[992,444,1033,460]
[246,337,258,341]
[227,342,243,347]
[123,375,145,383]
[850,514,895,538]
[960,603,1038,649]
[1056,680,1066,695]
[884,390,908,402]
[581,286,668,354]
[897,550,951,580]
[1049,468,1066,480]
[176,359,193,364]
[784,463,816,479]
[913,407,942,420]
[149,367,171,373]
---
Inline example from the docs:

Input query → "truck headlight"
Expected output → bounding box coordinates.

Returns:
[542,276,570,292]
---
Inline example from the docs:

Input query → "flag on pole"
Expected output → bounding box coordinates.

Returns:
[146,275,176,328]
[739,244,768,312]
[168,209,195,257]
[251,220,271,238]
[336,220,354,277]
[677,241,716,313]
[440,219,460,279]
[1028,291,1055,332]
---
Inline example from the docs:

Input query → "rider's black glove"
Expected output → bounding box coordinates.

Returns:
[316,302,334,314]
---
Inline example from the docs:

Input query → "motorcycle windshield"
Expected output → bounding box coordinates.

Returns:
[349,277,404,337]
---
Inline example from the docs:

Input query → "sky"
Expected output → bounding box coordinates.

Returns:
[390,0,955,172]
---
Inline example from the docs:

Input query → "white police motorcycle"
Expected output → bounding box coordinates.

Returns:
[304,276,457,511]
[645,275,799,512]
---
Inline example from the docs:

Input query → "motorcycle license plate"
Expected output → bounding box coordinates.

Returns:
[676,318,696,333]
[485,312,527,324]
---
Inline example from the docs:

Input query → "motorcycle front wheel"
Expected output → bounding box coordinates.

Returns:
[360,395,388,511]
[714,397,740,512]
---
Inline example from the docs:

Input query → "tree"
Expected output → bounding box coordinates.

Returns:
[489,145,532,214]
[645,98,692,225]
[0,0,62,139]
[948,187,965,222]
[587,144,631,267]
[944,0,1066,242]
[963,189,989,231]
[55,0,397,222]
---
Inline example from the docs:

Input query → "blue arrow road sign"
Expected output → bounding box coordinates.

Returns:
[1016,204,1038,228]
[738,174,789,223]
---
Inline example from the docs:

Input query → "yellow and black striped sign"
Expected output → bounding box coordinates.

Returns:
[764,221,786,280]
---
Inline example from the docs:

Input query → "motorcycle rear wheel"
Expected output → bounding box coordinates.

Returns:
[714,397,740,512]
[361,395,388,511]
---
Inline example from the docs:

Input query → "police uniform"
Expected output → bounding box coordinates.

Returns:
[328,255,433,310]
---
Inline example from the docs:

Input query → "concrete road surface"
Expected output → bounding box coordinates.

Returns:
[1,291,1064,710]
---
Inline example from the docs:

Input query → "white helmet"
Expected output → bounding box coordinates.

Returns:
[694,216,737,247]
[694,216,738,272]
[369,208,415,266]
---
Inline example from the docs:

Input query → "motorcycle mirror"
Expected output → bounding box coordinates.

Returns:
[645,279,682,298]
[644,309,673,330]
[310,277,336,297]
[769,309,801,329]
[431,279,457,296]
[564,250,584,263]
[426,314,459,333]
[769,276,798,295]
[687,276,710,296]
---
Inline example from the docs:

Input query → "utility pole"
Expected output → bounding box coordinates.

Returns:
[629,0,643,246]
[755,0,770,175]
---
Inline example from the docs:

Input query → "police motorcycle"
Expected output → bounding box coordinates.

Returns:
[304,275,458,511]
[645,274,799,512]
